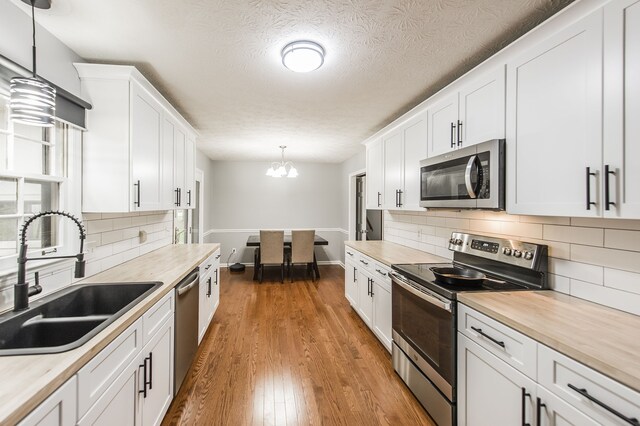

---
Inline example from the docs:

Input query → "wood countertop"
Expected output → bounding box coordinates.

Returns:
[344,240,449,266]
[458,291,640,393]
[0,243,220,426]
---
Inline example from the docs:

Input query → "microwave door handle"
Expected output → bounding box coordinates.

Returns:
[465,155,480,199]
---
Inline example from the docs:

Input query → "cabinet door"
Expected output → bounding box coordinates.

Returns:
[604,0,640,218]
[506,10,603,217]
[356,270,373,327]
[458,334,537,426]
[344,260,359,307]
[366,139,384,209]
[185,136,196,209]
[459,66,506,147]
[19,377,77,426]
[402,112,428,210]
[537,386,600,426]
[140,316,174,426]
[211,250,221,318]
[131,83,164,211]
[427,93,458,157]
[198,272,210,344]
[371,279,392,352]
[173,127,186,208]
[383,130,403,210]
[161,117,176,210]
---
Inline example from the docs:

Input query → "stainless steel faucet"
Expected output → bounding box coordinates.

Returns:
[14,210,87,312]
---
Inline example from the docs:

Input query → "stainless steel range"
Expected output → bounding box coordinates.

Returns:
[389,232,548,426]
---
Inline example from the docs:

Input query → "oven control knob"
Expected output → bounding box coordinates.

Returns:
[449,238,456,245]
[502,247,512,255]
[513,250,522,258]
[454,239,463,246]
[524,251,534,260]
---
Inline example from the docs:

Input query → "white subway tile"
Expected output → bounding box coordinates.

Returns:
[122,227,140,240]
[571,245,640,273]
[548,274,570,294]
[543,225,603,246]
[101,253,124,271]
[426,217,447,227]
[435,247,453,260]
[604,229,640,252]
[112,217,133,229]
[86,244,113,261]
[112,239,133,254]
[420,243,437,254]
[445,218,470,230]
[520,215,571,225]
[603,268,640,295]
[121,247,141,262]
[571,217,640,230]
[82,213,102,220]
[570,279,640,316]
[500,222,542,239]
[101,229,124,245]
[469,219,502,234]
[548,258,603,285]
[131,215,148,226]
[86,219,113,234]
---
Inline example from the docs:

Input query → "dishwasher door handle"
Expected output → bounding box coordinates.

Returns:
[177,271,199,296]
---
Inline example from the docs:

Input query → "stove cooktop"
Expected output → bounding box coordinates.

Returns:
[391,263,531,300]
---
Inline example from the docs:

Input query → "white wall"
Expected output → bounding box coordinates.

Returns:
[206,160,346,265]
[0,1,84,97]
[384,210,640,316]
[339,148,366,230]
[196,149,213,234]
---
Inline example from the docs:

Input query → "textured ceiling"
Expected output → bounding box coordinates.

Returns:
[12,0,573,163]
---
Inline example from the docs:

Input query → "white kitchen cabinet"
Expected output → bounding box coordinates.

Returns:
[536,385,600,426]
[344,255,359,307]
[185,136,196,209]
[18,377,77,426]
[428,67,505,158]
[198,248,221,343]
[75,63,197,213]
[371,270,392,352]
[603,0,640,218]
[382,130,403,210]
[458,333,537,426]
[506,9,603,217]
[356,268,374,326]
[366,138,384,209]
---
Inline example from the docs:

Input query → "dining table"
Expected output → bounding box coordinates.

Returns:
[246,234,328,280]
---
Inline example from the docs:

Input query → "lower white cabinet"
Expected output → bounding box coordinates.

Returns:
[345,248,392,352]
[198,248,221,343]
[18,377,77,426]
[458,304,640,426]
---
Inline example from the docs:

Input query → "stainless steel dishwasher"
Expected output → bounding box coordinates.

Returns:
[174,268,199,395]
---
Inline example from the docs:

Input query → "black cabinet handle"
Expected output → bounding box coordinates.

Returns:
[398,189,403,207]
[604,165,616,211]
[353,267,357,282]
[536,397,546,426]
[360,259,368,266]
[134,180,141,207]
[377,191,381,207]
[138,359,148,398]
[370,278,374,297]
[522,388,531,426]
[450,122,455,148]
[215,254,221,260]
[187,190,192,206]
[470,326,505,348]
[175,188,180,206]
[207,276,212,297]
[148,352,153,390]
[457,120,463,147]
[586,167,596,210]
[214,269,218,286]
[568,383,639,425]
[346,251,353,256]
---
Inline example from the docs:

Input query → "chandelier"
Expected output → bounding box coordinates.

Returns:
[266,145,298,178]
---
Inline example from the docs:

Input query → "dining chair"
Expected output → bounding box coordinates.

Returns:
[289,230,316,282]
[259,230,285,283]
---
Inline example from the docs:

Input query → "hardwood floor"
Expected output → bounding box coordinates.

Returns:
[163,265,435,425]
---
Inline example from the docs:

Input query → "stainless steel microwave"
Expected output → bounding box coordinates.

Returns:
[419,139,505,210]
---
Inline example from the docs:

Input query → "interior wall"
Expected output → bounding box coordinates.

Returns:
[206,160,346,265]
[196,149,213,234]
[0,1,85,97]
[384,210,640,316]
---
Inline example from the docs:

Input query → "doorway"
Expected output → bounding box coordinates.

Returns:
[174,169,205,245]
[349,172,383,241]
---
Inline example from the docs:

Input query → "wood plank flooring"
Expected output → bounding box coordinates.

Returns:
[162,265,434,425]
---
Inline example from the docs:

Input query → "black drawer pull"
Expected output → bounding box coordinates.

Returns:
[360,259,368,266]
[568,383,639,425]
[471,326,505,348]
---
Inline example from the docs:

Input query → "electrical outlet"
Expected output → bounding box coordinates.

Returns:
[231,248,237,254]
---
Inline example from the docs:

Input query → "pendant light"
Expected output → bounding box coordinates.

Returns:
[10,0,56,127]
[266,146,298,178]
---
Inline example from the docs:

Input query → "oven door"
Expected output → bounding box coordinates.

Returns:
[419,139,504,209]
[390,271,455,400]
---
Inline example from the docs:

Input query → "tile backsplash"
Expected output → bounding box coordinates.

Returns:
[0,211,172,312]
[384,210,640,316]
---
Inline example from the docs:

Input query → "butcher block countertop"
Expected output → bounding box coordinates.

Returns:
[0,243,220,426]
[458,291,640,393]
[344,240,448,266]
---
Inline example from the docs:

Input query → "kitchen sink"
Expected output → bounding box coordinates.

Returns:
[0,282,162,356]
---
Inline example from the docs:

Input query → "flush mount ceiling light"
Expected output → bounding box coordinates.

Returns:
[10,0,56,127]
[281,40,325,73]
[266,145,298,178]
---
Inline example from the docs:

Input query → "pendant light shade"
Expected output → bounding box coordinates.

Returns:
[10,0,56,127]
[266,146,298,178]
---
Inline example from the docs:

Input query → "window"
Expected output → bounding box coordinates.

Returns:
[0,90,82,273]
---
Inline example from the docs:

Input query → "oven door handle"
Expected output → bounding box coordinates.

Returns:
[390,272,452,312]
[465,155,481,199]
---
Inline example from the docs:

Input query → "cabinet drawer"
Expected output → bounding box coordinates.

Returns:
[344,247,359,263]
[538,344,640,425]
[199,251,218,276]
[77,318,143,418]
[142,290,174,347]
[372,262,391,288]
[458,304,537,379]
[357,254,376,274]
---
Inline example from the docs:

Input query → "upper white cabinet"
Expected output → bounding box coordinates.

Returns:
[383,111,428,210]
[365,138,384,209]
[75,64,197,213]
[428,67,505,158]
[506,10,604,217]
[603,0,640,218]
